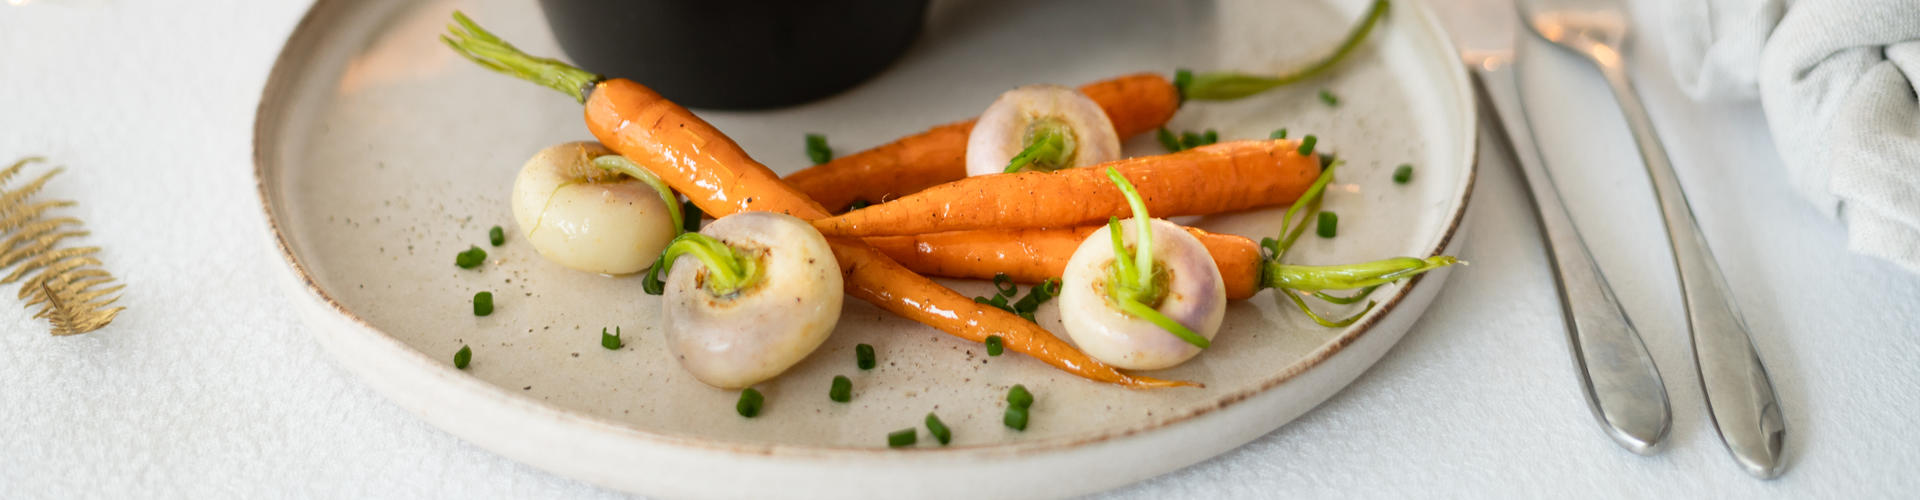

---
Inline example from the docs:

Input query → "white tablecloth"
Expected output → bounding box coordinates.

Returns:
[2,0,1916,497]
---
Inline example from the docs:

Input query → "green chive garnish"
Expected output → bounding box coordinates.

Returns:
[830,375,852,403]
[1173,69,1193,103]
[887,428,917,448]
[1298,135,1318,156]
[1156,128,1182,152]
[926,413,952,445]
[601,327,622,350]
[1319,89,1339,106]
[805,133,833,165]
[986,335,1004,356]
[1393,164,1414,184]
[488,225,505,246]
[856,344,876,370]
[1317,211,1338,238]
[1202,129,1219,146]
[472,291,493,316]
[455,246,486,269]
[992,273,1017,296]
[1270,128,1288,139]
[454,345,471,369]
[737,388,764,418]
[1007,384,1034,409]
[1003,406,1029,431]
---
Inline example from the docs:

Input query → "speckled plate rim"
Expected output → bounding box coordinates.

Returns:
[252,0,1477,496]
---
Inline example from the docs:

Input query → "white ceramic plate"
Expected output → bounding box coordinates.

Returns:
[254,0,1475,497]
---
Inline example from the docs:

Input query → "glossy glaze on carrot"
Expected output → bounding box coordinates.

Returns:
[814,139,1322,237]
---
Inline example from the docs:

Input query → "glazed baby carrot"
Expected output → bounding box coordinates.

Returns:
[866,225,1263,300]
[814,139,1321,237]
[784,73,1179,211]
[443,13,1190,389]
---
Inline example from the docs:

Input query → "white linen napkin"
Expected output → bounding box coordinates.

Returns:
[1657,0,1920,273]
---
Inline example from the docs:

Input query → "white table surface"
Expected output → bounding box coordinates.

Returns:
[3,0,1916,497]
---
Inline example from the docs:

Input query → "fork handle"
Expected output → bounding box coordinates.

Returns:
[1594,63,1788,478]
[1473,64,1671,454]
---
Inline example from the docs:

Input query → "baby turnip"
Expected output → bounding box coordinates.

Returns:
[1058,168,1226,370]
[659,212,842,389]
[965,84,1123,176]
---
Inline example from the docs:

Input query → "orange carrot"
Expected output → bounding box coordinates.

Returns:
[867,225,1264,299]
[443,15,1190,389]
[815,139,1322,237]
[784,73,1181,211]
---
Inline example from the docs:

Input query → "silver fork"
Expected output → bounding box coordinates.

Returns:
[1519,0,1788,478]
[1436,1,1670,456]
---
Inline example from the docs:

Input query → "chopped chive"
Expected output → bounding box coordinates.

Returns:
[1004,406,1029,431]
[1318,89,1339,106]
[848,199,872,211]
[1202,129,1219,145]
[1180,131,1202,150]
[986,294,1010,311]
[1393,164,1414,184]
[736,388,764,418]
[986,335,1004,356]
[601,327,623,350]
[454,246,486,269]
[453,345,471,369]
[1270,128,1288,139]
[888,428,917,448]
[805,133,833,165]
[472,291,493,316]
[488,225,505,246]
[926,413,952,445]
[1298,135,1318,156]
[856,343,876,370]
[1007,384,1034,409]
[681,200,704,232]
[1018,311,1036,322]
[830,375,852,402]
[992,273,1017,296]
[1156,128,1182,152]
[1317,211,1339,238]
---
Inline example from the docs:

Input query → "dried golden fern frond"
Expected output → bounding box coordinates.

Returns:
[0,157,122,336]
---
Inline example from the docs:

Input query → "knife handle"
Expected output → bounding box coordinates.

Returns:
[1472,64,1672,454]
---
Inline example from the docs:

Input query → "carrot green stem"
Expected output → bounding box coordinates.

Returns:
[1282,289,1376,327]
[1312,285,1381,305]
[1261,256,1459,292]
[1180,0,1390,101]
[1271,159,1341,259]
[659,233,761,296]
[441,11,602,103]
[1004,119,1078,173]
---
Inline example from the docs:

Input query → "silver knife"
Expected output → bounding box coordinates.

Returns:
[1440,4,1673,453]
